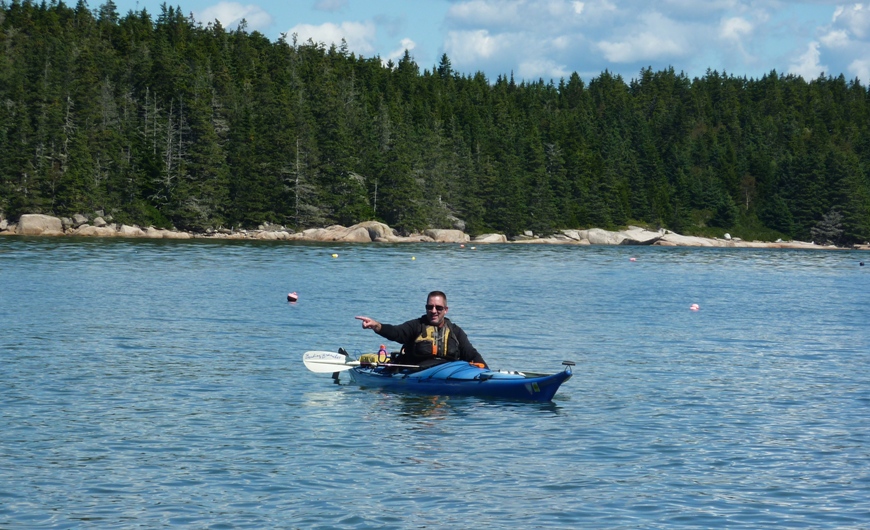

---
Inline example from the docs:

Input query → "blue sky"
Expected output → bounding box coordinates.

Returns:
[108,0,870,84]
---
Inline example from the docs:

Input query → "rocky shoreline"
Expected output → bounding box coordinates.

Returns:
[2,213,868,250]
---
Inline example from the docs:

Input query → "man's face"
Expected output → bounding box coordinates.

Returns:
[426,295,448,327]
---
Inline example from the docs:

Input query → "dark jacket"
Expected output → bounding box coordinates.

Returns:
[377,316,487,368]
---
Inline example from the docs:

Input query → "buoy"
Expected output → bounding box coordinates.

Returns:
[470,246,476,250]
[287,292,298,302]
[460,244,465,248]
[629,257,637,262]
[331,253,338,258]
[411,256,416,260]
[690,303,700,311]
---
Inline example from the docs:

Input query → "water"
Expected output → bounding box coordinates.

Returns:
[1,238,869,528]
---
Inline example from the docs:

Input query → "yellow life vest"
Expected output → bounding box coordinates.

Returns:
[414,324,451,358]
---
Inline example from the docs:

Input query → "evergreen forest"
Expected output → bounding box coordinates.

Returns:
[2,0,870,244]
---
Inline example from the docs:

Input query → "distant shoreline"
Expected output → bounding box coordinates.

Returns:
[2,213,868,250]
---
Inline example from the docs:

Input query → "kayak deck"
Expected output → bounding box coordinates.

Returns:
[347,360,572,402]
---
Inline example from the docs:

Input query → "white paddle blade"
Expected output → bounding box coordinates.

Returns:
[303,351,360,373]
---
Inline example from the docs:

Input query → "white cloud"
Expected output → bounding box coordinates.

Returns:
[848,58,870,84]
[313,0,348,13]
[434,0,867,82]
[596,12,687,63]
[719,17,752,41]
[820,29,850,48]
[717,16,754,63]
[789,41,826,80]
[592,0,617,15]
[552,34,573,50]
[447,0,617,32]
[543,0,570,17]
[518,58,569,79]
[289,21,377,55]
[196,2,273,31]
[447,0,522,29]
[384,38,417,65]
[832,4,870,40]
[808,3,870,84]
[444,29,506,62]
[660,0,741,20]
[598,34,684,63]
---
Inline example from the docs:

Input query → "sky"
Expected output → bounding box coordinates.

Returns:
[108,0,870,84]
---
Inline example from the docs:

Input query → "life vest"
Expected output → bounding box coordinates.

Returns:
[412,324,456,359]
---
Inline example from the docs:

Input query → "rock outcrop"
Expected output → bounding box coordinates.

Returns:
[657,232,719,247]
[118,225,146,237]
[473,233,508,243]
[620,226,664,245]
[17,214,64,236]
[0,212,852,250]
[424,229,470,243]
[73,225,118,237]
[291,225,373,242]
[578,228,627,245]
[356,221,394,241]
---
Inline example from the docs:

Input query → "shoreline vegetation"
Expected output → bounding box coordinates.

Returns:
[3,213,868,250]
[3,2,870,247]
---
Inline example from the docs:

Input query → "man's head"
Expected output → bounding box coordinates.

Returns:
[426,291,448,327]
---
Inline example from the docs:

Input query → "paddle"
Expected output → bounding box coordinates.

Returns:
[303,350,418,373]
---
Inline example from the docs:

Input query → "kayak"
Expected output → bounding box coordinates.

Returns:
[302,350,573,402]
[348,361,573,402]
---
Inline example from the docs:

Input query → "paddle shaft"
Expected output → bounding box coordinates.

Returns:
[303,351,418,373]
[312,359,417,369]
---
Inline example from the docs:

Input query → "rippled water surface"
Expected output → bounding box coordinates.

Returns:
[2,238,869,528]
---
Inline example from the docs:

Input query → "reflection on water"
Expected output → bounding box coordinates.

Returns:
[393,394,455,420]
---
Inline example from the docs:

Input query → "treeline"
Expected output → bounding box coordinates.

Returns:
[2,0,870,243]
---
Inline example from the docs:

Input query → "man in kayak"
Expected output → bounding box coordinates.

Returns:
[355,291,488,369]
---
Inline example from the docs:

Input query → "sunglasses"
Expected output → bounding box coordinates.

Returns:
[425,304,446,311]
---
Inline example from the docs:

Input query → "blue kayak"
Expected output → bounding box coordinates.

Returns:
[347,360,573,402]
